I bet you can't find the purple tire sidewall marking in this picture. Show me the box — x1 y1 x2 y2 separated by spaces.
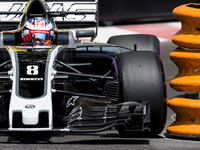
112 60 118 80
112 59 120 100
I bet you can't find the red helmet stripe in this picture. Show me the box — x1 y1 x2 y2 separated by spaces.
28 34 32 41
22 36 27 42
25 35 29 41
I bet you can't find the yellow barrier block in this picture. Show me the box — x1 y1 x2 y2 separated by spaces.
170 47 200 91
172 3 200 49
167 97 200 137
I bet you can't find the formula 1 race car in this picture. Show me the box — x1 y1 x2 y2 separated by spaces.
0 0 166 137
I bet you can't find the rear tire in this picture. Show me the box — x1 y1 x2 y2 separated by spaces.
115 51 166 137
107 34 160 56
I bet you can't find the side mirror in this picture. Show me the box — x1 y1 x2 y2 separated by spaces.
76 30 95 38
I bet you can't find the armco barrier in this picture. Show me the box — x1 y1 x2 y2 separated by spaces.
167 3 200 137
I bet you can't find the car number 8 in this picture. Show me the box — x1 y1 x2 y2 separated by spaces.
27 65 39 75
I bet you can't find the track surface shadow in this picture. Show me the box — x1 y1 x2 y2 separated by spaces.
0 132 164 145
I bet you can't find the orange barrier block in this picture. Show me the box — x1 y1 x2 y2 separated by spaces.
172 3 200 49
167 2 200 138
167 97 200 137
170 47 200 91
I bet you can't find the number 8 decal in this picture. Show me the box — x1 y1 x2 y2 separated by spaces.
27 65 39 75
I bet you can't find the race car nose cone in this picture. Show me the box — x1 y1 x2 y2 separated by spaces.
22 108 39 125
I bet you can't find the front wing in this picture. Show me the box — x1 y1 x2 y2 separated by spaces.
2 101 150 132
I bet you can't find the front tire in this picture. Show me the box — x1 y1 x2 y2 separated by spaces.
115 51 166 136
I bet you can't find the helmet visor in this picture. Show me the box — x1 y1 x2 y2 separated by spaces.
34 33 51 41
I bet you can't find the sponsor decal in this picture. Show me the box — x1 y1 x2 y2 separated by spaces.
25 104 36 109
29 30 50 34
20 78 43 81
35 20 45 28
66 96 79 108
0 2 96 22
27 65 39 75
18 45 52 49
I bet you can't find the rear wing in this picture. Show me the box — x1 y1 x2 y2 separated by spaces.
0 0 98 29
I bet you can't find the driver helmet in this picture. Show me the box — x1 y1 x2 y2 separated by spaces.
22 17 54 45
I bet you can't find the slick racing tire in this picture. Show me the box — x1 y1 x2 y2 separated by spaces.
115 51 167 137
107 34 160 56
